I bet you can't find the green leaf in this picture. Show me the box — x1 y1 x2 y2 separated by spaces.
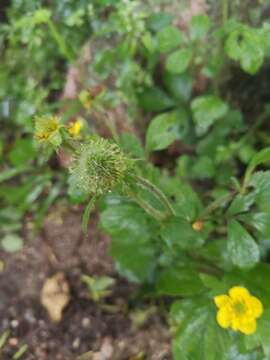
1 234 23 252
225 28 264 74
160 216 205 250
157 267 205 296
146 111 180 151
137 87 174 112
100 203 150 237
147 12 173 32
227 220 260 269
166 48 192 74
227 193 255 216
256 309 270 356
111 232 156 283
8 138 36 167
100 203 155 282
157 25 183 53
163 71 193 102
172 299 228 360
191 95 228 135
190 14 211 41
244 148 270 190
81 275 115 302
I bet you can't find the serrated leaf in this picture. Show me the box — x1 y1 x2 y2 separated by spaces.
157 25 183 53
227 220 260 269
166 48 192 74
191 95 228 135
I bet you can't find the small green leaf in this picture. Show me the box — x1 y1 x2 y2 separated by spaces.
225 28 264 74
8 138 35 167
157 25 183 53
227 220 260 269
137 87 174 112
146 111 179 151
244 147 270 190
190 14 211 40
163 71 193 102
191 95 228 135
1 234 23 252
166 48 192 74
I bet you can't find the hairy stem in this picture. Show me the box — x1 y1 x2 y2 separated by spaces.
134 175 175 218
128 190 167 222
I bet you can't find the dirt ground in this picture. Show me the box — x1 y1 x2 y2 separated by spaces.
0 205 171 360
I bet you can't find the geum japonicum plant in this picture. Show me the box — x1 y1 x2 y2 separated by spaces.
35 113 270 359
33 2 270 359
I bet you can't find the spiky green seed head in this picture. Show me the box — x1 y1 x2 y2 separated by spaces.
69 137 132 196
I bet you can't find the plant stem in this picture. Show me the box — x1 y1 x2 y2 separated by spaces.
128 190 167 222
222 0 229 25
134 175 176 218
47 19 75 62
199 191 236 220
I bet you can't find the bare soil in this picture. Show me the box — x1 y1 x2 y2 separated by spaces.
0 205 171 360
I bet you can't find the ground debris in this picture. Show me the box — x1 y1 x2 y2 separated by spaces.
40 272 70 323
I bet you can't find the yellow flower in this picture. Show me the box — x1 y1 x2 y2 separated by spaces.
214 286 263 335
35 115 60 142
68 119 83 137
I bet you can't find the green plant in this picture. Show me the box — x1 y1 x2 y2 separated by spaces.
4 0 270 358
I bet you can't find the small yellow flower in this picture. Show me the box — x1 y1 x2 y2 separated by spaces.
214 286 263 335
35 115 60 142
68 119 83 137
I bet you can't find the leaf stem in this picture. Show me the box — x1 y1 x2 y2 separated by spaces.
127 190 167 222
134 175 176 218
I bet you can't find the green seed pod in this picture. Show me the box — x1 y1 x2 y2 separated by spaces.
70 137 133 196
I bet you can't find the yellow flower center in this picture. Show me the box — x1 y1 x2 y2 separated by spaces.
233 301 246 315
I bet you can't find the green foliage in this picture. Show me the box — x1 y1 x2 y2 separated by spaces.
81 275 115 302
3 1 270 359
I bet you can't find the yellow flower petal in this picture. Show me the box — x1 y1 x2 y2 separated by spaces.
248 296 263 318
214 295 231 309
238 319 257 335
216 307 232 328
229 286 250 300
